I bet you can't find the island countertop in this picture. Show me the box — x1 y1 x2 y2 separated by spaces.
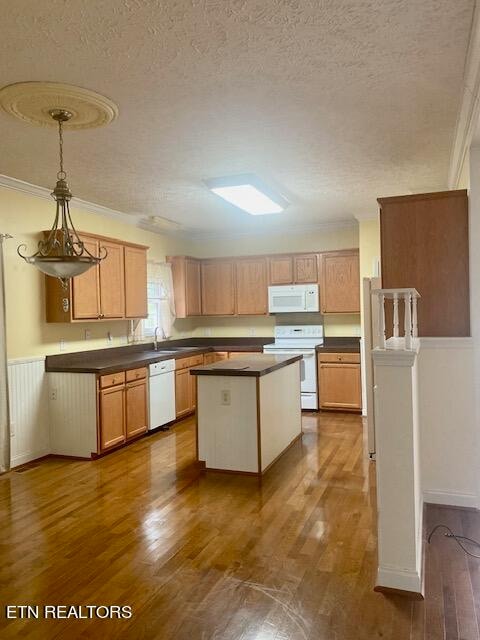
190 354 302 377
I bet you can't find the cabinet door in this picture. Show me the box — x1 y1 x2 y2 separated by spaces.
269 256 293 284
203 353 217 365
99 240 125 318
126 379 148 439
189 370 197 412
175 368 192 418
319 363 361 411
186 259 202 316
320 251 360 313
294 254 318 283
72 236 100 320
201 261 235 315
125 246 148 318
99 385 125 450
236 258 268 315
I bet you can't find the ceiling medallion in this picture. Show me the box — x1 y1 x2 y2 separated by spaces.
0 81 118 129
0 81 118 289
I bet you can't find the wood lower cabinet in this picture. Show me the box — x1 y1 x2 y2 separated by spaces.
99 384 126 450
201 260 236 315
98 367 148 451
320 250 360 313
318 353 361 412
124 246 148 319
126 379 148 439
175 368 193 418
236 258 268 315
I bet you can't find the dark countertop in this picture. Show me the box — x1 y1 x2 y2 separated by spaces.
45 337 274 375
316 337 360 353
190 354 302 377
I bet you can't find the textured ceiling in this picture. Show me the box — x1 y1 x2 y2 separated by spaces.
0 0 475 236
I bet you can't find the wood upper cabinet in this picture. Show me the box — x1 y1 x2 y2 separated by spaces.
318 353 361 412
379 189 469 337
72 236 100 320
45 232 148 323
168 256 202 317
294 254 318 283
236 258 268 315
201 260 236 315
98 240 125 318
125 378 148 439
269 256 294 284
124 246 148 318
320 250 360 313
99 384 126 451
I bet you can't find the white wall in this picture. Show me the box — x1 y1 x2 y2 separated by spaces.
418 339 478 508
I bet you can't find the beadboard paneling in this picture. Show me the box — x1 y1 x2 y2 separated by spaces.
48 372 97 458
8 357 49 467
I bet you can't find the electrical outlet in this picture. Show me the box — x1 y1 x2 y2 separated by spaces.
204 328 212 337
59 339 66 351
221 390 231 406
84 329 91 340
248 327 256 336
50 389 57 401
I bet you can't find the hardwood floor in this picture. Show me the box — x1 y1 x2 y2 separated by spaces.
0 411 478 639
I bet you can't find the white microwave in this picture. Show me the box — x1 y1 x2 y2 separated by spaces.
268 284 319 313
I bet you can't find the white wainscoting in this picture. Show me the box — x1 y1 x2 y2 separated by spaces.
8 357 49 467
418 337 478 509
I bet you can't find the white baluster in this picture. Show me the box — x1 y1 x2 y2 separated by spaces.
378 293 386 349
404 293 412 350
412 295 418 339
393 293 399 339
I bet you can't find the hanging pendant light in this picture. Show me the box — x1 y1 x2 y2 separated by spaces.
17 109 107 288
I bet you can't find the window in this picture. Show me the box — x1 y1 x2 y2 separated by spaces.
143 262 176 338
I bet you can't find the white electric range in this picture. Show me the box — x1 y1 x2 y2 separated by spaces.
263 325 324 410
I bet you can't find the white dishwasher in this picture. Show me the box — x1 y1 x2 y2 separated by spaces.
149 359 176 430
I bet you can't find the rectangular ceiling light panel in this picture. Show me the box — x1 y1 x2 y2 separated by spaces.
205 175 288 215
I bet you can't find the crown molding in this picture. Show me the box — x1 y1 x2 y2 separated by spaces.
184 218 358 242
0 173 146 228
354 212 378 222
0 173 358 241
448 3 480 188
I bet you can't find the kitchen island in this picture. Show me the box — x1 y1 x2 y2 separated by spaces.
190 354 302 476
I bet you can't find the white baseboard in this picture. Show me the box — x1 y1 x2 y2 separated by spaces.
11 448 50 468
376 566 423 594
423 490 478 509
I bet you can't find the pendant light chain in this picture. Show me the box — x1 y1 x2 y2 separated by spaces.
16 108 107 288
57 117 66 181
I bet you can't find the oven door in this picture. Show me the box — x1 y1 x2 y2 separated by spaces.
262 348 316 393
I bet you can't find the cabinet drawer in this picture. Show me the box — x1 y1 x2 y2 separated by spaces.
188 354 204 368
175 356 191 370
319 352 360 364
100 371 126 388
126 367 147 382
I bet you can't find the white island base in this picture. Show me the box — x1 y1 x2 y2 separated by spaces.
193 356 302 476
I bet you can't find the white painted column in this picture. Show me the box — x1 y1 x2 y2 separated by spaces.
373 347 423 595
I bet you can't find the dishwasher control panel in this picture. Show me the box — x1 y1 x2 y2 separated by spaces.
149 359 176 375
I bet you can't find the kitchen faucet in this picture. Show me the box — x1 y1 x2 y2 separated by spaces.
154 326 161 351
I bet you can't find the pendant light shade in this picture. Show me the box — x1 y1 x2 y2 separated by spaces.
17 109 106 287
